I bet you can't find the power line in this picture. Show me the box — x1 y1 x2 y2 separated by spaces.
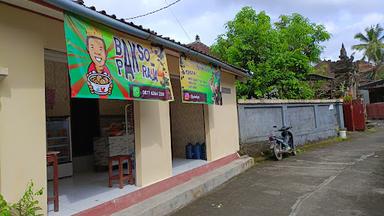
124 0 182 20
164 0 192 42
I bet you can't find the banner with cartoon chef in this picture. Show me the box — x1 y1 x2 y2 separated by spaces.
179 56 222 105
63 13 173 101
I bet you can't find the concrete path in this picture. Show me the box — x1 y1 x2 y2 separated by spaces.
172 129 384 216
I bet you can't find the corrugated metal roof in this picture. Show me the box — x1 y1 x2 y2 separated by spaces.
359 79 384 89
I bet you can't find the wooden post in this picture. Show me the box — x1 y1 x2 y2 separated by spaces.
47 151 59 212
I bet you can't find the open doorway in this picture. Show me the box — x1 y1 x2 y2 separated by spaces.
44 50 137 215
169 77 207 175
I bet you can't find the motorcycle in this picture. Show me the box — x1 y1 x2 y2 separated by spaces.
268 126 296 160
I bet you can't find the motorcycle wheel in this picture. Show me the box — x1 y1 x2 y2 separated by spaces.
273 144 283 161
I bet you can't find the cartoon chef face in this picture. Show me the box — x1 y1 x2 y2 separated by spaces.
87 36 107 70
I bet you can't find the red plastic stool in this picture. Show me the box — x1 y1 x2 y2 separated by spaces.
108 155 134 188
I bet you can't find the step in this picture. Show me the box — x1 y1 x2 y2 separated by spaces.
112 156 254 216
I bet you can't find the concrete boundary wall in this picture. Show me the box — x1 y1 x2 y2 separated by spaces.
238 99 344 147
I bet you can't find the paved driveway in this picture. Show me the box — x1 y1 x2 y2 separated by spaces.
173 129 384 216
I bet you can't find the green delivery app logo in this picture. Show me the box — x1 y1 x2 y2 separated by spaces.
133 86 141 98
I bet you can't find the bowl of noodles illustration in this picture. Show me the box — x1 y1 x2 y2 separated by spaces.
87 74 112 95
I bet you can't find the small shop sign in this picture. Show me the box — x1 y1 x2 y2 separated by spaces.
221 87 231 94
179 56 222 105
63 13 173 101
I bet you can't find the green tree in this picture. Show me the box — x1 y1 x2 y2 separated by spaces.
211 7 331 99
352 24 384 65
352 24 384 80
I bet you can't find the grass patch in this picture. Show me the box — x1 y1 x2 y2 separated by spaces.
366 127 377 133
252 155 269 164
249 136 349 164
296 136 347 154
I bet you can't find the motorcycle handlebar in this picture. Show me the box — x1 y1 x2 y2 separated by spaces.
272 126 292 131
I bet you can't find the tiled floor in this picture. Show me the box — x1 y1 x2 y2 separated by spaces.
48 158 206 215
47 170 138 215
172 158 207 176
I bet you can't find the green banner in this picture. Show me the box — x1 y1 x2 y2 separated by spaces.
63 13 173 101
179 56 222 105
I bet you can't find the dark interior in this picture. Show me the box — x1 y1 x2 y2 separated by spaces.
369 87 384 103
70 98 100 157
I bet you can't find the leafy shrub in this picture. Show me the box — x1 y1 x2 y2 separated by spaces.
0 181 43 216
0 195 11 216
343 95 353 103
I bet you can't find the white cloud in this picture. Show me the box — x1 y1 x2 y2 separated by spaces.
350 13 384 30
321 12 384 60
324 21 338 34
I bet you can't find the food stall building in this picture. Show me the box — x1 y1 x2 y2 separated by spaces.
0 0 249 215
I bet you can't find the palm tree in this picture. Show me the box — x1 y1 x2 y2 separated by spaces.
352 24 384 65
352 24 384 80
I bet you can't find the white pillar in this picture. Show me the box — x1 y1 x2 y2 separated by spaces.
134 101 172 186
204 73 240 161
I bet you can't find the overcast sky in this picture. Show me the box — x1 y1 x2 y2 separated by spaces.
85 0 384 61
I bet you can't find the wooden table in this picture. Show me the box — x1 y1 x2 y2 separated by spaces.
47 151 59 212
